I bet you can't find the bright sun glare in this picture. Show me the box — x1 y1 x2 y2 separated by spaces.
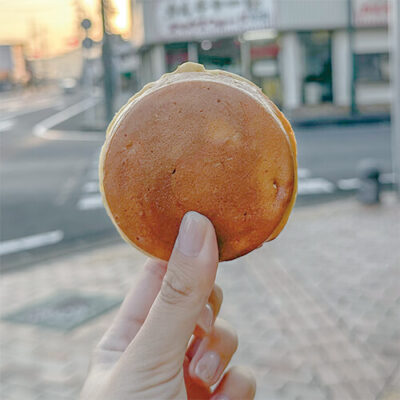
0 0 130 57
111 0 129 33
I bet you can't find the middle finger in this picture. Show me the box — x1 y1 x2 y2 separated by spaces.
194 283 223 337
189 318 238 387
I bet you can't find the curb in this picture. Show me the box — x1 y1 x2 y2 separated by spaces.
291 113 390 128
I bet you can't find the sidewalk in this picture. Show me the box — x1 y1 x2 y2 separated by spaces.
1 195 399 400
287 104 390 127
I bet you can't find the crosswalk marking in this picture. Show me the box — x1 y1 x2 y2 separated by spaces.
298 178 336 195
337 178 360 190
77 148 103 210
77 194 103 210
82 181 100 193
298 168 311 179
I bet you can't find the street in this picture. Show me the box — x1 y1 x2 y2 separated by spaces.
0 90 393 271
0 90 117 271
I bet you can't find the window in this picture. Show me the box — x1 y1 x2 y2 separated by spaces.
355 53 389 83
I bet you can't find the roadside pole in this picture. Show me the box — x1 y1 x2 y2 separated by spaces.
347 0 358 115
390 0 400 198
101 0 114 123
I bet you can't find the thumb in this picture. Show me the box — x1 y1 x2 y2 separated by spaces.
129 211 218 362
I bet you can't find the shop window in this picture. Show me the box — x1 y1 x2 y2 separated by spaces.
249 39 281 106
198 38 241 73
299 31 333 104
165 43 189 72
355 53 389 83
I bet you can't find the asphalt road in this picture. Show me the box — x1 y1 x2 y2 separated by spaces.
0 91 117 271
0 89 393 271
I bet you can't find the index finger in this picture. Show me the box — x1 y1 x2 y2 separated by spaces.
98 258 167 353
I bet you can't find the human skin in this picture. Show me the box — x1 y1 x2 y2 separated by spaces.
80 212 256 400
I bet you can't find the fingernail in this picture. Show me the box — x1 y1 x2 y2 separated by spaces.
177 212 208 257
194 351 220 384
211 395 230 400
198 303 213 333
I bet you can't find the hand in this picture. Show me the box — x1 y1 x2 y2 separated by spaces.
80 212 256 400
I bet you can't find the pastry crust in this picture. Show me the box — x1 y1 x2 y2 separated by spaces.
99 62 297 261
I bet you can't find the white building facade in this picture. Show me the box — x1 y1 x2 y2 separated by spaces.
131 0 389 112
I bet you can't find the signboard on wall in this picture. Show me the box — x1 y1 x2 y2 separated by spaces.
155 0 274 42
353 0 388 27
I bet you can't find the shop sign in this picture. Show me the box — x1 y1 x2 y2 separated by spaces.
156 0 274 42
353 0 388 27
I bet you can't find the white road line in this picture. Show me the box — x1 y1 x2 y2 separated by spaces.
33 97 102 141
0 100 62 121
298 168 311 179
0 230 64 256
298 178 336 195
82 181 100 193
337 178 361 190
37 129 104 141
77 194 103 210
0 119 15 132
55 176 79 206
337 173 394 190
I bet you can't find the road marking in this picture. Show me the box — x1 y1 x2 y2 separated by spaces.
337 178 361 190
298 168 311 179
298 178 336 195
337 173 394 190
55 176 79 206
0 119 15 132
33 97 103 142
82 181 100 193
0 97 64 121
77 194 103 210
0 230 64 256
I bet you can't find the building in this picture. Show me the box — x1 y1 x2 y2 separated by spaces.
29 48 84 82
130 0 389 113
0 44 30 89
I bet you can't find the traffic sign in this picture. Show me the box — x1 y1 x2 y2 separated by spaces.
81 18 92 30
82 37 93 49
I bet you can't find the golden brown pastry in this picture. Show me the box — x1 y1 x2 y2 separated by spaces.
99 62 297 261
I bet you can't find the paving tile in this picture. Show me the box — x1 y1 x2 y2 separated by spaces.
1 195 399 399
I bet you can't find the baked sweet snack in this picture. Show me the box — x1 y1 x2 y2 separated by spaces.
99 62 297 261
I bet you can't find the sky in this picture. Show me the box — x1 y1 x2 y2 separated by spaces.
0 0 130 58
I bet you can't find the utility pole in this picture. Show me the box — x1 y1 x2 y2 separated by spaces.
347 0 358 115
101 0 115 123
390 0 400 198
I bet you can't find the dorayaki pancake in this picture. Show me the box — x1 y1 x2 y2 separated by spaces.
100 62 297 261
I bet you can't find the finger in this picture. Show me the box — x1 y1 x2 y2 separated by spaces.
189 319 238 387
188 285 223 360
195 284 223 336
211 366 256 400
183 356 211 400
126 211 218 363
186 336 202 361
97 258 167 353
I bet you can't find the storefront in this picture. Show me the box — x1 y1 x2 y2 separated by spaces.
131 0 389 112
131 0 274 83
